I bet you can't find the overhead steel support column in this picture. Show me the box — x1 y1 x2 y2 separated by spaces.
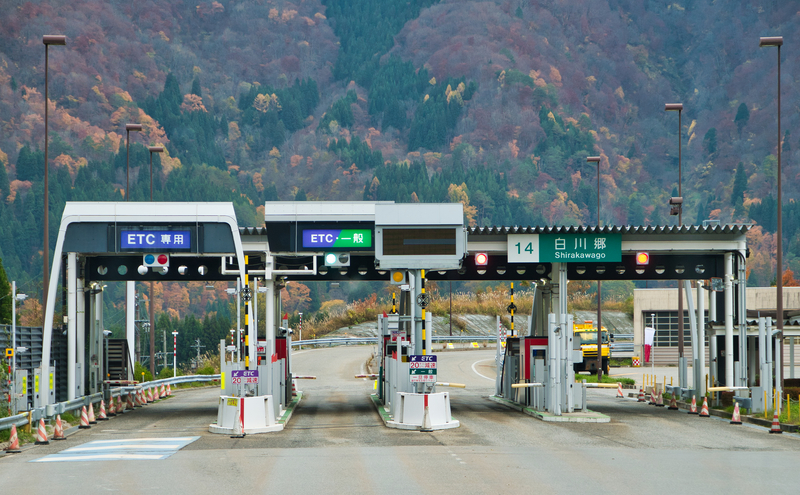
126 281 135 370
724 252 734 387
697 280 706 397
737 251 748 388
76 277 85 397
67 253 77 400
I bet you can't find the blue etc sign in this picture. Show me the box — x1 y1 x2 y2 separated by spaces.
121 230 191 250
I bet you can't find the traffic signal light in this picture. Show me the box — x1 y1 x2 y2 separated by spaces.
635 252 650 265
475 253 489 266
324 252 350 267
389 270 407 285
143 253 169 268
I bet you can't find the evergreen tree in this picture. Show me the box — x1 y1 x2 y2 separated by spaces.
0 257 11 324
731 162 747 207
191 76 202 97
735 102 749 134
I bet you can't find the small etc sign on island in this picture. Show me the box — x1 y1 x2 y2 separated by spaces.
231 370 259 384
409 355 437 383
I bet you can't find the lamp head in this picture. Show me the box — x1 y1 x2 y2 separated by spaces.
759 36 783 47
125 123 143 132
148 146 164 153
43 35 66 45
586 156 601 163
664 103 683 111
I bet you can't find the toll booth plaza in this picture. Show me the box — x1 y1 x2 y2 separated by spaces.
39 200 759 433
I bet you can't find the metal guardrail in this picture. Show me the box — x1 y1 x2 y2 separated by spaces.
291 336 496 348
0 374 221 433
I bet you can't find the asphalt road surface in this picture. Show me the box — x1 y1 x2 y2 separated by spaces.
2 347 799 494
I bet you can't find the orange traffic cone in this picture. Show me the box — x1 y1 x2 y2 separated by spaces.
616 382 624 399
88 402 97 424
79 405 91 429
147 387 154 403
127 393 135 409
53 415 66 440
730 401 742 425
637 388 646 402
769 410 782 434
107 396 116 417
117 396 125 413
668 395 679 410
656 390 665 407
688 395 698 414
167 384 172 396
5 424 21 453
699 397 710 417
160 384 166 398
98 400 108 420
35 418 49 445
649 388 657 405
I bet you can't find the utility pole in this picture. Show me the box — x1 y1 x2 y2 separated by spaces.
191 338 206 366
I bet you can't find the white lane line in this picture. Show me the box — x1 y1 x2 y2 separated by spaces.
34 454 168 462
471 358 496 382
66 444 181 452
89 437 196 445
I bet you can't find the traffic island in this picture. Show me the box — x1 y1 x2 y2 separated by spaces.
370 393 460 431
488 395 611 423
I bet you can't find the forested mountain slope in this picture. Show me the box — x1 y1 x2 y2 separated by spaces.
0 0 798 293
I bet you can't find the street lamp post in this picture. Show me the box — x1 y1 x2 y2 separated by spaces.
147 146 163 378
124 124 143 200
665 103 686 386
760 36 784 391
587 156 603 378
42 34 66 310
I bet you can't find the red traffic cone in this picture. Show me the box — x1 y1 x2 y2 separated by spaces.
616 382 624 399
769 410 782 434
160 384 166 398
5 424 22 453
699 397 710 417
649 388 657 405
117 396 124 413
127 393 135 409
53 414 66 440
668 395 679 410
292 380 298 397
98 400 108 420
688 395 698 414
88 402 97 424
637 388 646 402
656 390 665 407
35 418 49 445
147 387 154 403
107 396 116 417
79 405 91 429
730 401 742 425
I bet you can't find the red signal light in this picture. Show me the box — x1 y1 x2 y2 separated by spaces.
157 254 168 265
475 253 489 266
636 252 650 265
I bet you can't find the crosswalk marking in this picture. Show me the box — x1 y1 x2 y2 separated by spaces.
32 436 199 463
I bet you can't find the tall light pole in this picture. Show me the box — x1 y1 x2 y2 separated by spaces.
124 124 143 200
147 146 163 378
42 35 66 310
665 102 685 384
587 156 603 378
760 36 784 391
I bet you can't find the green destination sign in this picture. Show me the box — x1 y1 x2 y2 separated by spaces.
508 234 621 263
409 369 437 375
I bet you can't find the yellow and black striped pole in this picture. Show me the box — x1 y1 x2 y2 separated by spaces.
244 255 250 370
392 292 397 314
510 283 515 337
421 270 427 356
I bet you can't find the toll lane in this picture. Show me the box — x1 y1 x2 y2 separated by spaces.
2 346 799 494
